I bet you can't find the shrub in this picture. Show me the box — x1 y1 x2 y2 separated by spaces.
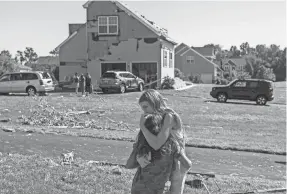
161 76 175 89
193 74 203 83
174 68 185 80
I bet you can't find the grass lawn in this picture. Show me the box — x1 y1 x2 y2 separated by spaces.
0 153 285 194
0 82 286 154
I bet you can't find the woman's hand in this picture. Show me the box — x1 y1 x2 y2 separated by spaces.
136 152 151 168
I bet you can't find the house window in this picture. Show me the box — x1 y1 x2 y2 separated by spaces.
186 56 194 64
233 81 247 87
98 16 118 35
163 50 168 67
169 52 173 68
224 65 229 71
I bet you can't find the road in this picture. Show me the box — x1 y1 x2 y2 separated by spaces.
0 130 285 180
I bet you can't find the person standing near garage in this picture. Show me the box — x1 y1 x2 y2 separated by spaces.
79 74 86 96
85 73 92 96
73 73 79 94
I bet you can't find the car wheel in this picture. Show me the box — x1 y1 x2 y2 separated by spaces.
256 95 267 105
26 87 36 96
102 89 108 94
119 84 126 94
217 93 227 102
138 83 144 92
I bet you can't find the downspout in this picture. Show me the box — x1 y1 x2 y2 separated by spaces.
86 7 89 73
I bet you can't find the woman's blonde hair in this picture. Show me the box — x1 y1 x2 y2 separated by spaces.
138 89 183 129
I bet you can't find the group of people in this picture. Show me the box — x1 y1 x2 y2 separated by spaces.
126 89 192 194
73 72 93 96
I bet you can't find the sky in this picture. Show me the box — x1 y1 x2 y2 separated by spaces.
0 0 286 57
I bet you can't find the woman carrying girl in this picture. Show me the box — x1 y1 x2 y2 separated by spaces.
130 89 191 194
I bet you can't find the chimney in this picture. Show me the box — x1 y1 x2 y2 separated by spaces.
69 24 84 36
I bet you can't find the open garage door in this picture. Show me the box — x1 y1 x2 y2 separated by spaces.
101 63 126 75
132 62 157 82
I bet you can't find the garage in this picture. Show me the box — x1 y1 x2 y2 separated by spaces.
200 73 213 84
132 62 157 83
101 63 126 75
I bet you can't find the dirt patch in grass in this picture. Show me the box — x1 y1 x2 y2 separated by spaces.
0 153 285 194
0 84 285 154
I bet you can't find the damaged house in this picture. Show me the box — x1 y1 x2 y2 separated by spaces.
55 0 177 87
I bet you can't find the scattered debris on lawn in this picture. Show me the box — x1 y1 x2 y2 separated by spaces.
17 96 132 131
1 127 15 132
111 166 122 175
0 118 11 122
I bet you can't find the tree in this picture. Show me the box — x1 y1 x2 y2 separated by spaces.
0 50 12 59
49 49 58 56
24 47 38 64
0 51 18 75
245 55 276 81
15 51 25 65
14 47 38 65
240 42 250 55
230 45 241 57
174 68 185 80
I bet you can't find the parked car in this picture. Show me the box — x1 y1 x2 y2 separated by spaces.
210 79 274 105
0 71 55 96
99 70 144 94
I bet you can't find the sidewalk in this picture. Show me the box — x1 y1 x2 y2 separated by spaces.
0 130 285 180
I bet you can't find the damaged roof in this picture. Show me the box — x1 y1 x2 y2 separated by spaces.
83 0 177 45
55 24 86 51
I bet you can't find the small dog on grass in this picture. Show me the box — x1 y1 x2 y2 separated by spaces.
61 151 74 165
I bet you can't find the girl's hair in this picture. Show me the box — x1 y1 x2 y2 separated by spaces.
138 89 183 129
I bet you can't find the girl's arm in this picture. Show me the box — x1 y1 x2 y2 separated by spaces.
140 113 173 150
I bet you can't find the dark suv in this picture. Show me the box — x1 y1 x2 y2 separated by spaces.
210 79 274 105
99 71 145 94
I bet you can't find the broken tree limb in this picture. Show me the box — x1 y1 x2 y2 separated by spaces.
67 111 91 115
230 188 287 194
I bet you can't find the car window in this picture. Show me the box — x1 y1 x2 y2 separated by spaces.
23 73 38 80
248 81 259 88
119 73 127 78
102 72 116 79
233 81 247 87
10 73 23 81
0 75 10 82
40 72 51 79
126 73 136 79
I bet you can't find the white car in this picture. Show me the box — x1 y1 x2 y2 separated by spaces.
0 71 55 96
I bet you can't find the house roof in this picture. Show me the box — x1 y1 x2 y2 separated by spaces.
55 24 86 51
222 57 246 67
192 47 215 57
175 43 223 71
36 56 59 65
83 0 177 45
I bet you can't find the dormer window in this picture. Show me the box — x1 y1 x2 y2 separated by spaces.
98 16 118 35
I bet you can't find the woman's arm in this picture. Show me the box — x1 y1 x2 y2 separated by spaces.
140 113 173 150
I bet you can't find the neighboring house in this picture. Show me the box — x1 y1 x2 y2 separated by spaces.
175 43 223 84
55 0 177 87
192 47 216 62
221 57 247 72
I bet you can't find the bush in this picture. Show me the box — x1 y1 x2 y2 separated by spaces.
187 73 203 83
215 78 229 85
174 68 185 80
161 76 175 89
193 74 203 83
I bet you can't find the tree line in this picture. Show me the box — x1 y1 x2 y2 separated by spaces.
203 42 286 82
